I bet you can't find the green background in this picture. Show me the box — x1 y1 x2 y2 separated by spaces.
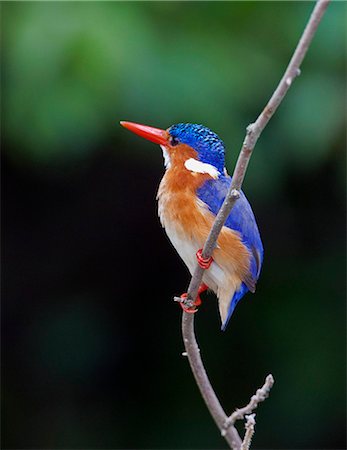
2 1 345 449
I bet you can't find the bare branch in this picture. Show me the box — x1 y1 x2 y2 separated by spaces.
180 1 330 449
182 313 242 449
185 0 330 306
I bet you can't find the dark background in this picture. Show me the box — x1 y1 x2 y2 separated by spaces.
2 2 346 449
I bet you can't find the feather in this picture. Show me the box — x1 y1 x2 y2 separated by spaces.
197 175 264 327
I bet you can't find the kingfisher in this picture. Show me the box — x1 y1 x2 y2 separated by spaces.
121 121 263 330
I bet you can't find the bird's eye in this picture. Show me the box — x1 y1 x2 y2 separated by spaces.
169 136 179 147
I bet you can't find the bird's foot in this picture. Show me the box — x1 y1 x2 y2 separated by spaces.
179 283 208 314
196 248 213 269
179 293 201 313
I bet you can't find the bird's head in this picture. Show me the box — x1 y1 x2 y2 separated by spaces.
121 121 225 178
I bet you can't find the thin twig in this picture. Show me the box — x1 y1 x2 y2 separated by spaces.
180 1 330 449
223 374 275 431
241 414 256 450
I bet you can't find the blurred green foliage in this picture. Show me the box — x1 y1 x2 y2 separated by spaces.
3 2 345 195
2 2 346 449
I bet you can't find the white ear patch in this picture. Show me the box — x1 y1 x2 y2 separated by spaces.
184 158 220 179
160 145 171 169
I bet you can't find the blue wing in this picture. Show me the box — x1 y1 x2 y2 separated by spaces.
197 175 263 329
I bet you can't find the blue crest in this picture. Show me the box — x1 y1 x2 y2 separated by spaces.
168 123 225 173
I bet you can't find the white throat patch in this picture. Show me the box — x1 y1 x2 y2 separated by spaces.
184 158 220 179
160 145 171 169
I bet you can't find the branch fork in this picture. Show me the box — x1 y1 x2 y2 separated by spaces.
222 374 275 434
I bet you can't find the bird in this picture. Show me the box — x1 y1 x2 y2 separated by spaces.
120 121 263 330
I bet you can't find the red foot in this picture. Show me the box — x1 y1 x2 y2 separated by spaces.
179 284 208 314
198 283 208 295
196 249 213 270
179 293 201 314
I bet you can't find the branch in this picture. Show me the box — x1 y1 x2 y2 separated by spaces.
182 313 242 449
241 414 256 450
182 0 330 307
223 374 275 431
180 1 330 448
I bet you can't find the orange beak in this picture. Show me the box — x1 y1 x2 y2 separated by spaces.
120 121 168 146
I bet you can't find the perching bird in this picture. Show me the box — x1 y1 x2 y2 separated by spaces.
121 121 263 330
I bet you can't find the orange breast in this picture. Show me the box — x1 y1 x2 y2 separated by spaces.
157 159 251 284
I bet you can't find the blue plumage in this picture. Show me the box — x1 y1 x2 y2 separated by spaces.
197 176 263 329
169 123 225 173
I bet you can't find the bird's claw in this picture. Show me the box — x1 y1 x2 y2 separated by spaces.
179 293 202 313
196 248 213 269
178 284 208 313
